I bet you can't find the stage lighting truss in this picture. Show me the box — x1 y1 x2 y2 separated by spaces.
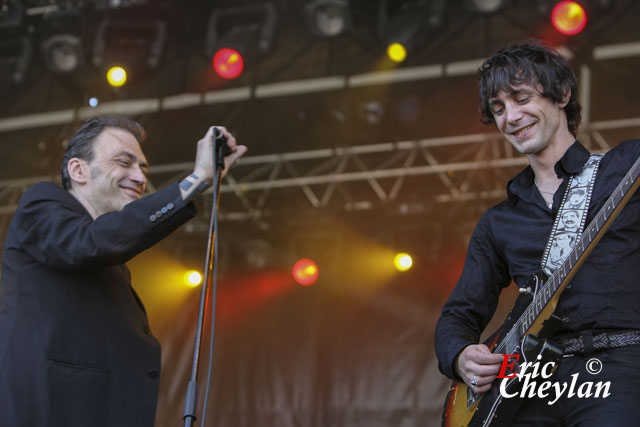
302 0 352 38
92 17 166 70
205 3 277 69
0 116 637 226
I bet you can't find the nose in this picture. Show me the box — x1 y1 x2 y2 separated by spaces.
130 164 147 189
505 102 523 124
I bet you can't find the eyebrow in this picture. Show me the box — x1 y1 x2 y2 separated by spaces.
113 151 149 171
489 88 536 105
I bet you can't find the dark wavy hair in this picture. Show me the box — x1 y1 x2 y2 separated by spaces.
478 40 581 136
61 116 146 190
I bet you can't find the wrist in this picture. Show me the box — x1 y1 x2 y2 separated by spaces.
179 173 209 201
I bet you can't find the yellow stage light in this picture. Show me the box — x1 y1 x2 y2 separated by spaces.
184 270 202 287
394 253 413 271
106 66 127 87
387 43 407 63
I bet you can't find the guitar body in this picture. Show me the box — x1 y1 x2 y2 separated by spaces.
442 272 563 427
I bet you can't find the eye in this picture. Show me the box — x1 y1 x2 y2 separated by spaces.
116 159 131 167
516 96 530 104
492 107 504 116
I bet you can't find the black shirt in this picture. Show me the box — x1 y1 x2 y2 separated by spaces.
435 140 640 380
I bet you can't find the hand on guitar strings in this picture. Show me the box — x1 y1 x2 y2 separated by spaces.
454 344 504 393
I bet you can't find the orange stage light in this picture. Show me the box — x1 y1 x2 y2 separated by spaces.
552 1 587 35
292 258 319 286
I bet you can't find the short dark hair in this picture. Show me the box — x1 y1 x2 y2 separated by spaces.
478 40 581 136
61 116 146 190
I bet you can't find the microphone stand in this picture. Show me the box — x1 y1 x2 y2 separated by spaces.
182 129 228 427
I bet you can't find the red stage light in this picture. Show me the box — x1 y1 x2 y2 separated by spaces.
292 258 319 286
552 1 587 35
213 48 244 79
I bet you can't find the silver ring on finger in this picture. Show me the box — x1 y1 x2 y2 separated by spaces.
470 375 478 387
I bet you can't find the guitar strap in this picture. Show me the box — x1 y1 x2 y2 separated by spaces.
541 153 603 276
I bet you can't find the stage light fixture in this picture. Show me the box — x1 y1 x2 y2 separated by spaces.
552 1 587 35
184 270 203 288
106 66 127 87
302 0 351 38
465 0 508 13
41 34 83 74
94 0 148 10
361 100 384 125
213 47 244 80
292 258 319 286
93 18 166 80
387 42 407 63
380 0 442 63
205 3 277 79
394 253 413 272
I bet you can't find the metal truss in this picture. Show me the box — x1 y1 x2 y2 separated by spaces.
119 117 640 222
2 44 640 224
0 119 638 226
221 118 640 220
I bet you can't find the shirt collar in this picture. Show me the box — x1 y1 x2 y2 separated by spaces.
506 140 590 203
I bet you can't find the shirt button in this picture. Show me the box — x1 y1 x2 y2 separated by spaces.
167 202 174 210
149 214 157 222
155 210 162 217
161 207 168 214
148 369 159 379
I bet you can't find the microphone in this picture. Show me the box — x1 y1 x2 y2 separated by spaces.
213 127 232 170
213 127 232 157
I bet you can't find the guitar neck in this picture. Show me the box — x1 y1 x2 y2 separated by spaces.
518 154 640 335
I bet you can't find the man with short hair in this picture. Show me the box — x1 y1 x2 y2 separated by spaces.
0 116 246 426
436 41 640 424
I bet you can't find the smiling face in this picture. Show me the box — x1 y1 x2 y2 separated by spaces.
79 127 149 217
562 210 579 229
489 83 571 156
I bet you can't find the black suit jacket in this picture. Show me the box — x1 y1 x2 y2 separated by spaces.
0 182 196 427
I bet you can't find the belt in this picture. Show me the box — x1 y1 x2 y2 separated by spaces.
556 330 640 355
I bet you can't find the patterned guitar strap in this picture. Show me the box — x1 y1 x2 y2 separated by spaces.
541 154 603 276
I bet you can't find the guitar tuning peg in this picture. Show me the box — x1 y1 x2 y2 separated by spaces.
519 287 533 295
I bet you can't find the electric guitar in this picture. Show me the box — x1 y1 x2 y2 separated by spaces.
442 153 640 427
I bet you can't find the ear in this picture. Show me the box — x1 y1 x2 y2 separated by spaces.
559 88 571 108
67 157 89 185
